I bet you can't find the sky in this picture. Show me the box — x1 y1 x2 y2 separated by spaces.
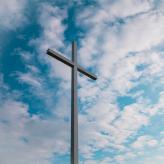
0 0 164 164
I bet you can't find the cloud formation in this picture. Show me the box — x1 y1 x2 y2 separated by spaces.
0 0 164 163
0 0 27 30
76 0 164 163
0 73 71 164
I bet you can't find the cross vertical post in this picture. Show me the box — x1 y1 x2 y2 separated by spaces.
46 41 97 164
71 41 78 164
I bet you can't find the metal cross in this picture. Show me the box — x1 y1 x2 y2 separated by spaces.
47 41 97 164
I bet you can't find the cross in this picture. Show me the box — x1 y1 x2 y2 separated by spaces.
47 41 97 164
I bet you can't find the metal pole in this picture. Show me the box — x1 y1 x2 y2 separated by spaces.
71 41 78 164
47 41 97 164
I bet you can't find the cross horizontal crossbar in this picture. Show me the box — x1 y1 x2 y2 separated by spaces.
47 49 97 80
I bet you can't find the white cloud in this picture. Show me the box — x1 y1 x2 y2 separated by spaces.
17 72 42 88
15 1 72 118
138 155 164 164
78 0 152 29
76 0 164 162
0 100 70 164
83 160 98 164
114 12 164 53
0 75 70 164
0 0 27 30
35 4 66 52
1 0 164 163
15 62 71 118
30 3 71 82
131 135 158 149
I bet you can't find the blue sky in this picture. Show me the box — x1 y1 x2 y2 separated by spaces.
0 0 164 163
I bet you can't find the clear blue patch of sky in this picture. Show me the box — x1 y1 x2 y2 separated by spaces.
153 41 164 52
52 154 70 164
117 96 136 110
136 63 149 72
139 114 164 138
129 81 163 105
124 107 164 148
79 148 122 163
152 0 163 8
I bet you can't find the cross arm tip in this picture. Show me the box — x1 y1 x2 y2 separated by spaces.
93 75 97 80
90 74 97 80
46 48 52 54
78 66 97 80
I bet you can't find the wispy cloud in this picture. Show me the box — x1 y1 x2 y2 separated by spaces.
0 0 27 31
0 73 70 164
17 72 42 87
1 0 164 163
76 0 164 163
